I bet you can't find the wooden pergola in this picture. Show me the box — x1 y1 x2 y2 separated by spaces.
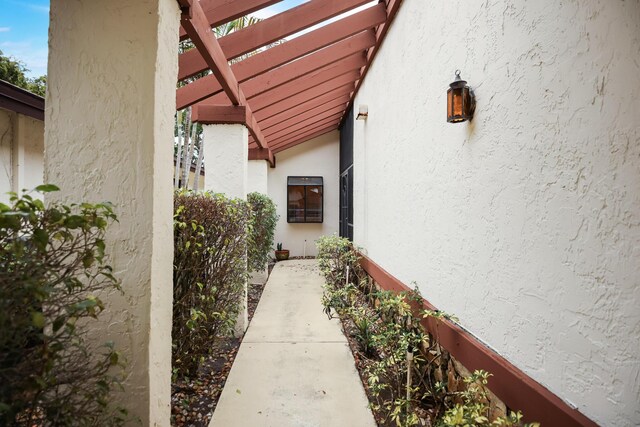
175 0 402 166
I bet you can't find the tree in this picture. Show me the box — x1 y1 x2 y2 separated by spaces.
0 50 46 96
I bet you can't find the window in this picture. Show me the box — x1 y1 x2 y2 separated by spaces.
287 176 323 223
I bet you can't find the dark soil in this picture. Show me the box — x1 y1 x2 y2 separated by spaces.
171 280 267 427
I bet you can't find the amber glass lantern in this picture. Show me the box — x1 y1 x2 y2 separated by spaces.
447 70 475 123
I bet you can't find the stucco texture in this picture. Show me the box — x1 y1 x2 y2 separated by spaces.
353 0 640 425
45 0 179 425
0 109 44 203
268 131 340 257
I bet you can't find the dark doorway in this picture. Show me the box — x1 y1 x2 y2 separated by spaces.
339 107 354 240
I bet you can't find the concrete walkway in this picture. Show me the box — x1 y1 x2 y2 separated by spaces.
209 259 376 427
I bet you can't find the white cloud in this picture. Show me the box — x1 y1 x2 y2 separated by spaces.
0 27 10 33
0 41 48 77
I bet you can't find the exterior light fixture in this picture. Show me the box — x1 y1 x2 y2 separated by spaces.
447 70 475 123
356 104 368 120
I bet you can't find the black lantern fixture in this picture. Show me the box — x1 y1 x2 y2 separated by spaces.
447 70 475 123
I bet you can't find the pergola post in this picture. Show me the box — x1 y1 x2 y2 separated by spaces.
247 159 270 283
44 0 179 425
202 124 249 335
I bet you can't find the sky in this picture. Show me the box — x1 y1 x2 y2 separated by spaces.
0 0 372 79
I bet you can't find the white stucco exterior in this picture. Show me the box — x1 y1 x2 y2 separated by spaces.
203 124 249 199
351 1 640 425
0 109 44 203
247 159 269 195
45 1 179 424
268 131 340 257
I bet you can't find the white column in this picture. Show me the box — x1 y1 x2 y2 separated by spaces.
202 123 249 335
247 159 268 194
247 159 270 283
45 1 179 425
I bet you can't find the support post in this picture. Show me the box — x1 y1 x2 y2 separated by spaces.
202 124 249 335
44 1 179 424
247 159 270 284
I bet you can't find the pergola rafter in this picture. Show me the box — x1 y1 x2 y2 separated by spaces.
176 0 402 159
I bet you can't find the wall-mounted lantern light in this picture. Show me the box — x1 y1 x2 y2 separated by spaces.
447 70 475 123
356 104 368 120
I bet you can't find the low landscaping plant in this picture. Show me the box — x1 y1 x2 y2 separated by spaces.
317 235 538 427
173 191 249 379
0 186 127 426
247 192 278 272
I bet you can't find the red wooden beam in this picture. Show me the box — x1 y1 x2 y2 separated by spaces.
248 148 276 168
249 103 347 148
266 113 343 142
179 0 283 41
256 84 353 123
260 96 350 137
259 95 350 131
178 0 374 81
269 119 341 147
180 2 268 149
177 32 373 110
242 33 374 99
192 104 269 151
251 70 361 112
271 126 339 153
192 104 247 124
358 254 598 427
180 0 242 104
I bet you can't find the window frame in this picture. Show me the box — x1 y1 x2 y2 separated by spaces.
286 176 324 224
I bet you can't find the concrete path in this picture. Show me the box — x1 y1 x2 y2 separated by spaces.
209 259 376 427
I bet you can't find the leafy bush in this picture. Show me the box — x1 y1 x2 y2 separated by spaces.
247 192 278 272
0 186 127 426
173 191 249 378
317 235 538 427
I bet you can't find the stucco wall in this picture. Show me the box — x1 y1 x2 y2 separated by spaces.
268 131 340 257
352 0 640 425
46 0 179 424
0 109 44 203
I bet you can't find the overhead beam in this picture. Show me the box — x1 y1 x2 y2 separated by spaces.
177 31 373 110
178 0 375 80
179 0 283 41
256 84 353 122
248 148 276 168
192 104 269 151
269 120 341 147
180 1 269 150
265 112 344 142
271 125 340 153
260 95 350 131
180 0 242 104
249 103 347 148
251 70 361 112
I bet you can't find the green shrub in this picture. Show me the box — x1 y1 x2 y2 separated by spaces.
173 191 249 378
247 192 278 272
0 186 127 426
316 235 537 427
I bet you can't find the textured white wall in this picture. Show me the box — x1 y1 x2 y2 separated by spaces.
353 0 640 425
46 0 179 424
203 124 249 199
268 131 339 257
0 109 44 203
247 159 269 195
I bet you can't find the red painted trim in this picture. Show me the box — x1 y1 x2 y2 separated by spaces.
247 148 275 168
358 254 598 427
178 0 374 80
256 84 353 122
251 72 359 113
179 0 283 41
265 113 343 141
271 126 338 153
192 104 247 124
259 95 349 131
269 119 340 148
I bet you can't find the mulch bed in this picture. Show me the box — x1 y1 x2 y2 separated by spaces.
171 280 267 427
